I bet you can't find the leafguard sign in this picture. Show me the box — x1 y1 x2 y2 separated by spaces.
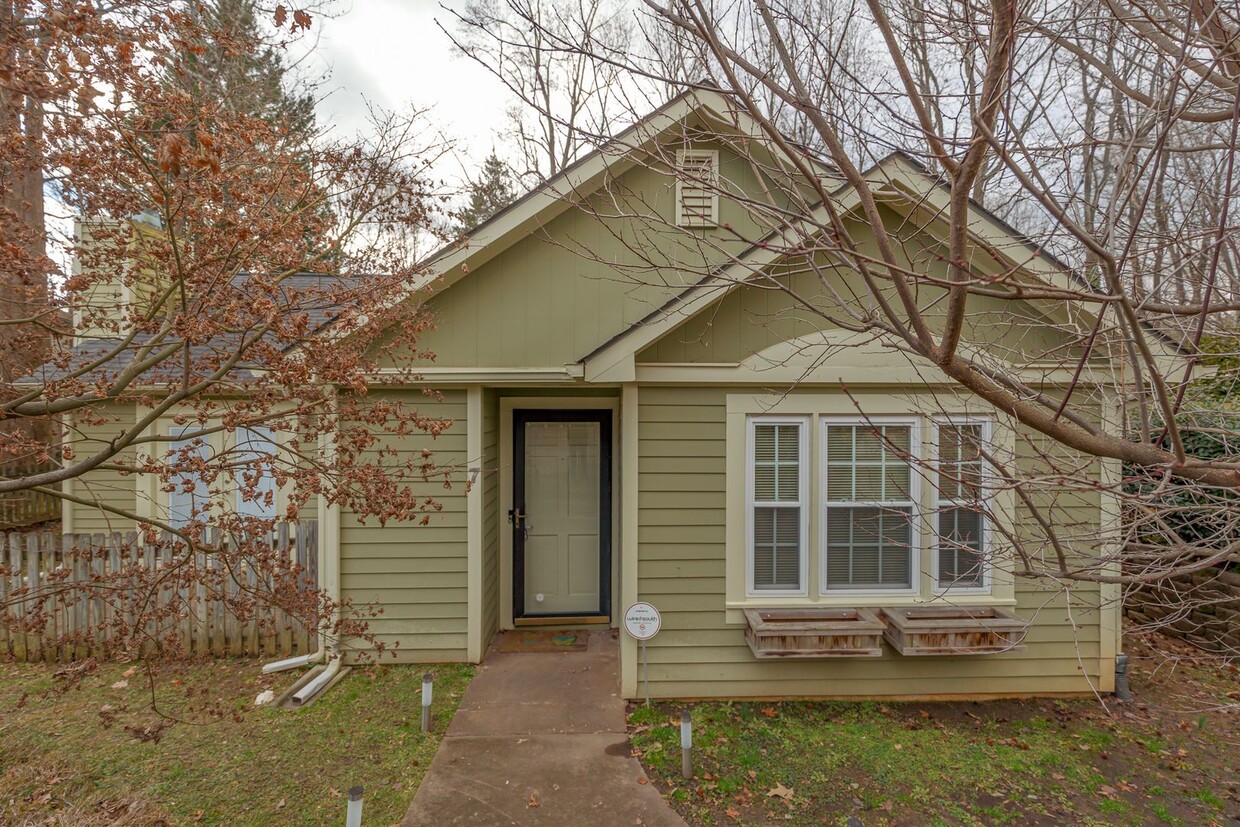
623 602 662 640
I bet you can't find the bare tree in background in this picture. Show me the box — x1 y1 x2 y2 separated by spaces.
457 0 1240 639
445 0 635 185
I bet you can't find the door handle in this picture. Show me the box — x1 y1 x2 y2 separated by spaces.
509 508 532 539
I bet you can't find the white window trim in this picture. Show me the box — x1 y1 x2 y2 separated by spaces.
157 422 220 529
931 417 994 595
819 416 922 597
674 148 719 228
745 416 810 597
139 418 288 529
723 394 1018 624
233 425 281 521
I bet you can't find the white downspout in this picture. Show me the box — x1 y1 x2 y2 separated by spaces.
287 386 344 703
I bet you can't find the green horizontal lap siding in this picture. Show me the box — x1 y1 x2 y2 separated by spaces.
637 385 1103 699
340 390 468 661
1014 421 1105 568
70 403 139 533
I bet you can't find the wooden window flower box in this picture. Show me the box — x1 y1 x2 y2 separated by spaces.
743 608 886 658
880 606 1028 656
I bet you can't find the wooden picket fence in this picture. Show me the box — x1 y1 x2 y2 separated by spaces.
0 522 319 662
0 459 61 529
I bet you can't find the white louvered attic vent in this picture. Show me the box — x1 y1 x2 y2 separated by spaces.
675 149 719 227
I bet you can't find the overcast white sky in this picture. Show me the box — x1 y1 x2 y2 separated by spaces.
304 0 516 185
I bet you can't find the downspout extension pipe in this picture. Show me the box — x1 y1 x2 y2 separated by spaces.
1114 653 1132 701
262 648 325 675
291 653 342 706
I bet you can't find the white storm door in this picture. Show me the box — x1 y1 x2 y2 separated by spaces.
514 411 610 617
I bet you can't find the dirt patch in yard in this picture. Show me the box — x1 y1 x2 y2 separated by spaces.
629 632 1240 827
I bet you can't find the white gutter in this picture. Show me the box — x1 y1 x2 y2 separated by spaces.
364 365 585 384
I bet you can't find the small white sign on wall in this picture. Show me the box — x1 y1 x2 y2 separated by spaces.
624 601 662 640
624 602 661 704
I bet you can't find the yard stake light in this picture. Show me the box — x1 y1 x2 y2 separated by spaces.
680 710 693 779
345 786 364 827
421 673 433 733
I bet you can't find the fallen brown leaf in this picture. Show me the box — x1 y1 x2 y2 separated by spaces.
766 782 794 801
527 792 540 808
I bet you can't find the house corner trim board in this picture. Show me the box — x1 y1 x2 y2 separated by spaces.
466 385 484 663
1098 392 1123 693
621 383 640 699
318 388 342 654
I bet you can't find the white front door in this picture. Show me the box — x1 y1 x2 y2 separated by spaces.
514 411 610 618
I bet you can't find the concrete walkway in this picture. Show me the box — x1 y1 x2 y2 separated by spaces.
402 630 687 826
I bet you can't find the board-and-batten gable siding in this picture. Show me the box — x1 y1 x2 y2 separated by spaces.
68 402 141 533
480 388 500 644
636 210 1085 366
636 385 1104 698
375 142 786 370
339 389 469 662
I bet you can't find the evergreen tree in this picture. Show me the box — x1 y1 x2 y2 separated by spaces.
173 0 317 145
458 152 516 231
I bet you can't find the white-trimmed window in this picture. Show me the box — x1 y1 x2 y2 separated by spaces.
167 429 212 528
675 149 719 227
157 424 281 528
822 419 920 593
234 426 278 521
934 420 990 591
726 400 1010 613
746 417 808 594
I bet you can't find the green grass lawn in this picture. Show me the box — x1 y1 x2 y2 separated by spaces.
0 659 474 826
630 639 1240 826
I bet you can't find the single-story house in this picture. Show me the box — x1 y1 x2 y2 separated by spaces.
60 89 1178 699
